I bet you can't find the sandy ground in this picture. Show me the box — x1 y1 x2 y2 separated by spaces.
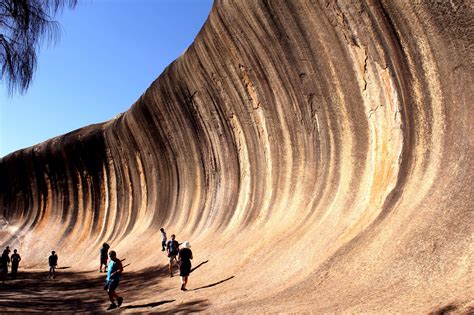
0 260 221 313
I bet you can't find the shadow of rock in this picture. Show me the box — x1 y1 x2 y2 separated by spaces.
0 266 173 312
0 270 105 312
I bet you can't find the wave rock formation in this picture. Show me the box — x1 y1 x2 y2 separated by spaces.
1 0 473 312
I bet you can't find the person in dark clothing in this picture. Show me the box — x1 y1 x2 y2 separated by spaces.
99 243 110 273
0 264 5 284
104 250 124 310
10 249 21 279
1 246 10 282
48 251 58 278
177 241 193 291
1 247 10 272
166 234 180 277
160 228 167 251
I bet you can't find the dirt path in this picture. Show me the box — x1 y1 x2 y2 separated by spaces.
0 265 213 313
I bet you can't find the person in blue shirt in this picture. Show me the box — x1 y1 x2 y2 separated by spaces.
166 234 180 277
104 250 124 310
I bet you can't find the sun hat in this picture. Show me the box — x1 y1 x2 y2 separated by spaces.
182 241 191 248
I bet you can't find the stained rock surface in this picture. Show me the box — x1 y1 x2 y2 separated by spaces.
1 0 473 313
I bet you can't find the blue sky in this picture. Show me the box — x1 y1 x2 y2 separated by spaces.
0 0 213 157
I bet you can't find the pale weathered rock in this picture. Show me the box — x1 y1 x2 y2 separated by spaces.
0 0 473 312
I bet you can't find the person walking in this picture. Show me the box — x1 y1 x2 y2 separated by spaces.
166 234 180 277
0 246 10 283
177 241 193 291
160 228 167 251
10 249 21 279
0 264 5 284
48 251 58 279
104 250 124 310
100 243 110 273
1 246 10 275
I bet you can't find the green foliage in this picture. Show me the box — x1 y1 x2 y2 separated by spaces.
0 0 77 94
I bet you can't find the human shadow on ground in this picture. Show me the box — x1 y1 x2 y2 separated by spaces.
123 299 175 309
192 276 235 291
0 265 209 313
190 260 209 273
152 299 211 314
429 303 458 315
56 266 71 270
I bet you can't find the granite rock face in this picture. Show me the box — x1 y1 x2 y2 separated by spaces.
1 1 473 312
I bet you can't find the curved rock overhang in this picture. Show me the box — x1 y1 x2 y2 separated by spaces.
1 0 473 312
